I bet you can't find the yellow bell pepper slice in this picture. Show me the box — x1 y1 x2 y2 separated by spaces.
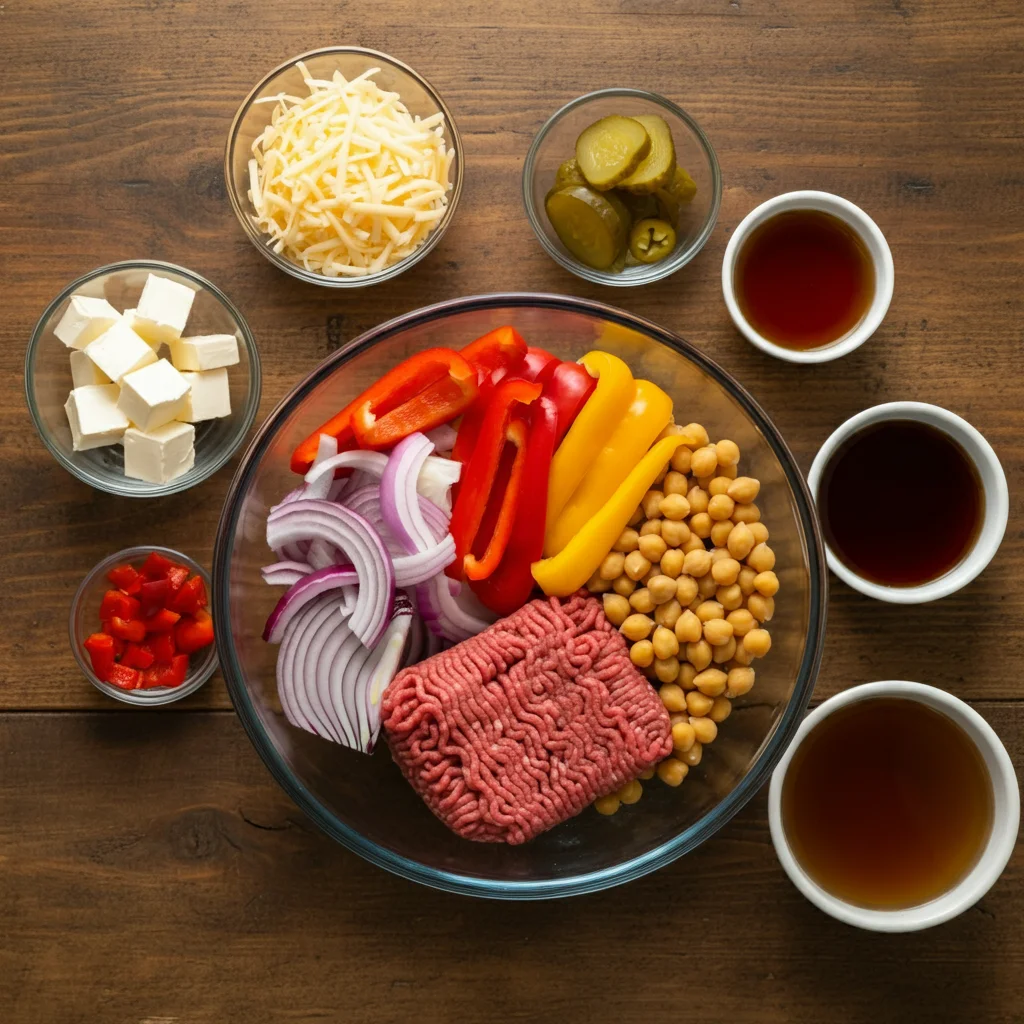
545 351 635 529
532 434 687 597
544 379 673 556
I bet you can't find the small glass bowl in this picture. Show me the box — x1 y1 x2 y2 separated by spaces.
25 261 261 498
523 89 722 287
225 47 464 288
70 545 218 705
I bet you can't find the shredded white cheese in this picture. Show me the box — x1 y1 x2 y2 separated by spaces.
248 62 454 277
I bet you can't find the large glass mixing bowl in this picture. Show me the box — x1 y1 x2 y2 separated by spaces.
213 295 827 899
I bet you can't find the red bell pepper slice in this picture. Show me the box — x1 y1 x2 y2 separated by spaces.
447 377 542 580
143 608 181 633
99 589 141 621
106 564 142 595
519 347 558 384
141 654 189 690
148 632 177 663
107 663 142 690
459 326 527 377
469 396 559 615
450 366 507 467
83 633 116 682
122 642 156 670
138 578 170 616
544 361 597 445
141 552 174 580
107 616 146 643
168 575 207 615
175 609 215 654
165 565 190 596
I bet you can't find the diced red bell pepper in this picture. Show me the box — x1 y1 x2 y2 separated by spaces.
165 565 190 596
106 564 142 595
107 663 142 691
144 608 181 633
107 616 147 643
99 589 141 621
83 633 116 682
168 575 207 615
447 377 542 580
459 326 528 378
140 654 189 690
111 635 125 658
140 552 175 581
518 347 559 384
121 642 156 670
148 632 177 663
138 578 170 616
544 361 598 446
175 609 214 655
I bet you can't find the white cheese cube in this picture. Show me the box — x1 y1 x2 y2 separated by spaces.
64 384 129 451
53 296 120 350
169 333 239 371
123 422 196 484
178 367 231 422
84 318 158 382
121 308 161 350
69 350 111 388
118 358 191 432
132 274 196 346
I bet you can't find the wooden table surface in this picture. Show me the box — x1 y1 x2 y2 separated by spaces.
3 0 1022 1020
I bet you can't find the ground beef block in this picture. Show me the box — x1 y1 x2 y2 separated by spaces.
381 592 672 844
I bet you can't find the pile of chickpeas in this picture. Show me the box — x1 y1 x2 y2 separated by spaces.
587 422 780 816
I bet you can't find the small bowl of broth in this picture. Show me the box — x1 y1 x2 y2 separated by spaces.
808 402 1008 603
721 190 894 363
769 681 1019 932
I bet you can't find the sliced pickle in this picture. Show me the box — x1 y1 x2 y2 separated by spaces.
555 158 586 188
629 217 677 264
654 187 680 226
667 165 698 204
545 184 629 270
575 116 651 191
618 115 676 194
616 190 659 222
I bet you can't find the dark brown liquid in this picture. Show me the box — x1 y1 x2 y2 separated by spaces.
820 420 983 586
783 698 993 909
735 209 875 349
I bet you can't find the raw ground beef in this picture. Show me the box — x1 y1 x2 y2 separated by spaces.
381 592 672 844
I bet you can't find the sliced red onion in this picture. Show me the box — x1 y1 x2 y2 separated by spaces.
299 601 351 743
277 595 338 738
339 585 357 616
303 449 389 490
381 432 436 554
393 536 456 584
424 423 458 452
416 575 494 642
417 455 461 513
263 563 359 644
261 560 313 586
361 597 413 751
306 538 340 570
305 434 340 500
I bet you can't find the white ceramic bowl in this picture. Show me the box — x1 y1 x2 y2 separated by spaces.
769 681 1019 932
807 402 1008 603
721 190 894 363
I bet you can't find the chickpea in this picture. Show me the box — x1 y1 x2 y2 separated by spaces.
587 571 612 594
710 519 734 548
685 639 712 671
694 600 724 624
689 512 713 539
743 628 772 658
670 444 692 473
624 550 652 581
618 779 643 805
726 608 756 636
703 618 734 647
686 690 714 716
594 794 621 815
655 656 681 684
641 489 665 519
690 596 705 612
678 662 697 690
661 519 690 547
711 637 737 664
679 422 709 448
708 493 736 521
732 502 761 524
706 476 729 497
690 445 718 478
727 522 755 561
721 462 739 480
612 574 637 597
725 666 755 698
671 719 696 753
695 475 714 492
709 696 733 723
652 463 668 486
747 593 775 623
627 505 644 527
674 608 703 644
711 556 741 586
697 575 719 599
613 528 640 553
717 584 744 611
682 740 704 766
663 470 689 496
754 570 780 597
749 522 770 544
709 546 731 563
638 534 668 564
657 757 689 787
675 575 699 606
738 566 758 596
630 639 655 668
602 593 631 626
621 613 655 641
690 715 719 745
659 683 687 713
747 542 776 574
599 551 625 580
682 533 706 554
693 667 728 697
654 598 683 629
727 476 760 504
687 485 710 515
683 549 712 578
658 422 683 441
641 567 658 586
639 767 655 780
731 642 755 667
652 625 680 660
659 493 690 521
660 548 684 579
629 587 655 613
639 518 663 537
716 438 740 467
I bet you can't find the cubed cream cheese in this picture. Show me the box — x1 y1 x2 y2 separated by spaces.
118 358 191 432
132 274 196 346
53 296 120 350
84 318 158 382
121 308 161 350
69 349 111 388
178 367 231 422
64 383 130 451
123 421 195 484
169 333 239 371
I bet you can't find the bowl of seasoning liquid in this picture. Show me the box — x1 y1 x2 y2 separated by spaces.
808 402 1008 602
722 191 894 363
769 681 1018 931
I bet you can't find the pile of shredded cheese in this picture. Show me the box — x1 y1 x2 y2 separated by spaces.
248 62 454 277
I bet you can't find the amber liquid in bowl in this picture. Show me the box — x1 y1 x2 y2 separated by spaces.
782 698 994 909
735 209 875 350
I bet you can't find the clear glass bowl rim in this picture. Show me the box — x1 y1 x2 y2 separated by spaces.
69 544 219 705
522 88 723 287
212 292 828 899
224 46 465 289
24 259 263 498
